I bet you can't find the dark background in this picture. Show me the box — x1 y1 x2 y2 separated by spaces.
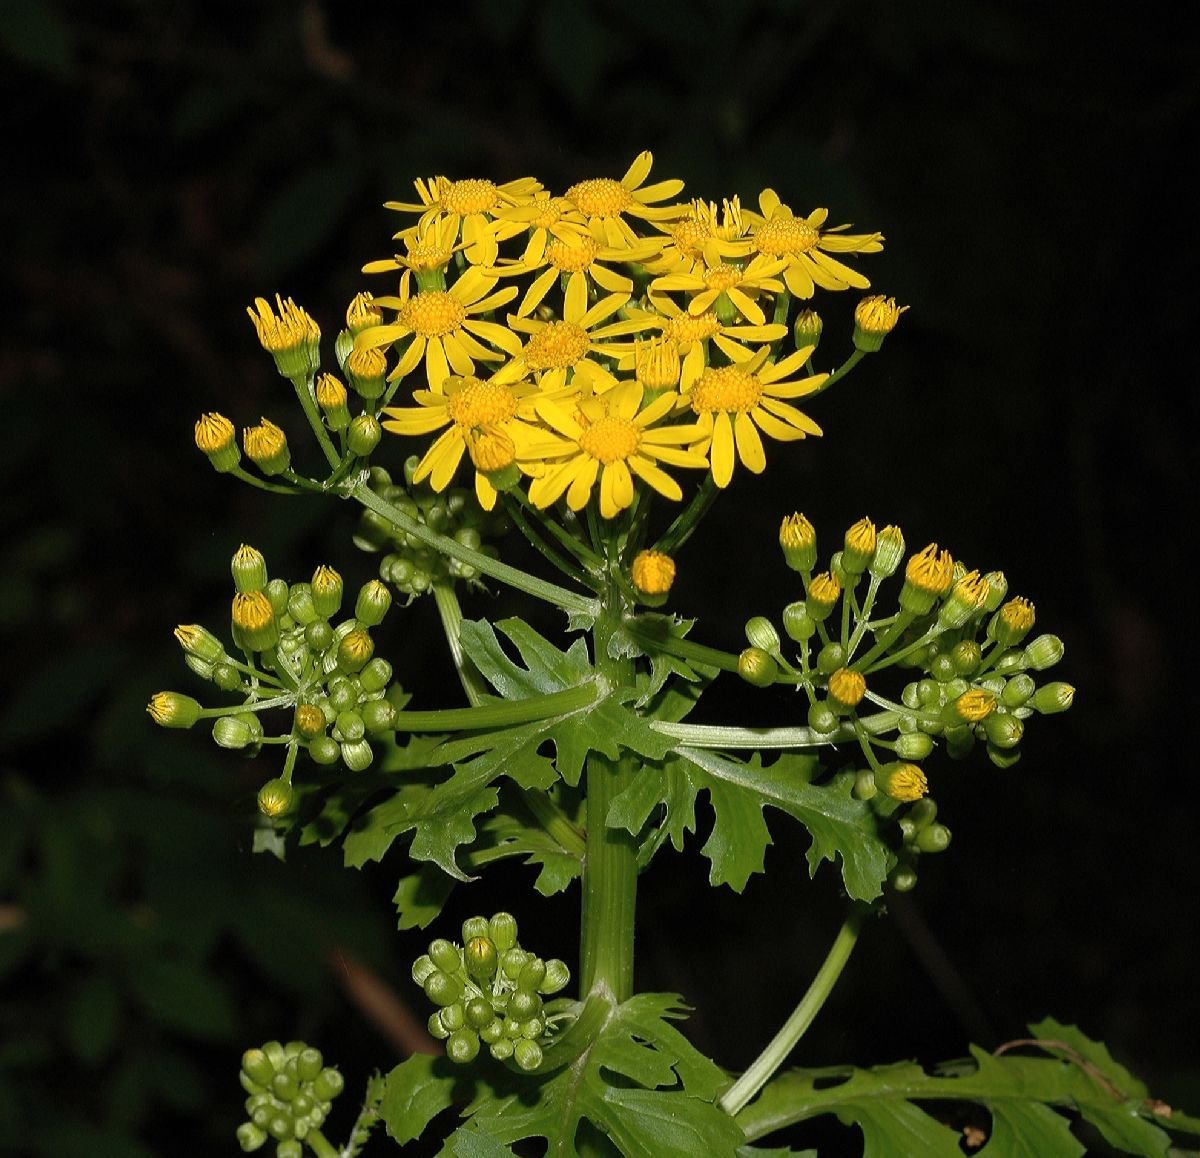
2 1 1197 1154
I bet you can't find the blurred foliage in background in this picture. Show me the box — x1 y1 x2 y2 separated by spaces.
2 0 1197 1153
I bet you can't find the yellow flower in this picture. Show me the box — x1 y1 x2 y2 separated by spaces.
354 267 520 391
361 216 462 298
564 150 686 249
493 290 650 395
687 346 828 488
882 763 928 803
381 375 552 510
650 252 787 327
644 196 747 275
620 298 787 393
384 175 542 265
718 190 884 299
491 191 593 268
486 231 661 318
528 381 708 518
246 295 320 378
631 550 676 597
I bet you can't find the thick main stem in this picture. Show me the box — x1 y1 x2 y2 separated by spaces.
578 586 639 1004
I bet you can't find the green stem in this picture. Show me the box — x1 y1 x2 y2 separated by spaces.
502 496 597 588
719 905 867 1116
508 488 603 568
579 584 639 1003
653 711 901 749
390 681 603 733
654 475 720 555
811 348 867 396
522 790 586 857
431 582 490 707
290 375 341 469
303 1126 339 1158
229 466 302 494
622 616 740 673
351 482 599 618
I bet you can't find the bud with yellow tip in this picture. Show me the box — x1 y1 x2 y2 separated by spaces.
316 373 352 431
877 762 928 802
870 524 905 579
779 513 817 573
246 294 320 379
828 668 866 711
257 778 294 818
147 691 203 729
842 517 876 577
899 543 954 615
311 566 344 618
346 291 383 336
852 295 907 353
346 347 387 401
243 418 291 476
806 571 841 622
938 570 991 629
231 545 268 593
990 597 1036 648
194 412 240 473
231 589 278 652
631 550 676 602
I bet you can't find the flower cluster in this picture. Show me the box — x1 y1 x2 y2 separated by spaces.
147 545 404 810
354 152 894 518
413 912 571 1072
743 514 1072 888
236 1040 344 1156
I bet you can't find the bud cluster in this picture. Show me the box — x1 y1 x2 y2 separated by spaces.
354 461 509 599
759 515 1071 870
148 545 406 810
413 912 571 1072
236 1040 344 1156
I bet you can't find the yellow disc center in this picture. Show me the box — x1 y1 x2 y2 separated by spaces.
755 216 819 255
524 322 590 369
546 236 599 272
579 415 641 463
399 291 467 336
446 380 520 429
404 243 450 271
690 365 762 414
703 264 743 292
566 177 634 218
441 178 499 216
671 218 709 257
666 311 722 343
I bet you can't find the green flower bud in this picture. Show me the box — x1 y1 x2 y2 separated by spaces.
465 936 498 981
304 620 334 653
816 642 846 676
890 865 918 892
310 566 344 619
277 1142 302 1158
782 601 816 642
987 743 1022 769
738 647 777 687
347 414 382 457
340 739 373 772
427 1011 450 1040
938 570 991 629
293 703 324 740
360 698 396 734
440 1002 465 1032
869 524 905 579
315 373 352 431
779 513 817 572
489 1037 514 1062
894 731 935 761
1000 673 1036 708
284 585 318 627
513 1039 543 1071
990 597 1036 647
852 768 877 800
213 714 255 750
950 640 982 676
242 1048 277 1087
236 1121 268 1152
908 798 938 829
1024 634 1065 671
465 998 493 1029
744 616 780 653
982 571 1008 611
328 678 357 712
805 571 841 621
462 915 491 943
983 711 1023 749
308 735 339 765
266 1113 294 1141
412 954 436 986
257 778 293 818
501 948 530 981
517 958 546 993
355 580 392 627
793 307 822 351
337 630 374 674
842 517 876 576
231 545 269 594
488 912 519 952
425 969 462 1007
944 725 975 760
540 958 570 995
334 709 365 743
354 658 390 696
446 1028 480 1064
807 701 838 734
503 1016 523 1039
174 624 226 666
146 691 203 729
312 1068 344 1101
1031 681 1075 714
429 938 460 974
915 823 952 854
294 1047 323 1082
508 989 542 1023
479 1017 504 1044
272 1070 300 1101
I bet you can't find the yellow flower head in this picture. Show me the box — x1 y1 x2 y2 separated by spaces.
382 375 549 511
243 417 291 476
631 550 676 597
806 571 842 620
905 543 955 596
780 512 817 572
246 295 320 378
828 668 866 710
688 346 827 488
633 337 681 392
564 151 686 249
853 295 908 351
993 596 1037 647
384 174 542 266
194 412 240 472
354 266 520 391
882 763 928 803
232 590 273 632
346 291 383 335
843 517 877 575
651 251 787 328
528 381 708 519
952 688 996 723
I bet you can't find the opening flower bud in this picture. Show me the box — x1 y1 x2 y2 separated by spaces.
842 517 876 576
805 571 841 621
243 418 292 476
877 762 929 802
779 513 817 573
310 565 344 618
631 549 676 601
147 691 203 729
900 543 954 615
990 597 1036 647
315 373 352 431
869 524 905 579
257 778 294 818
231 545 269 593
738 647 777 687
355 579 393 626
852 294 907 352
194 412 240 473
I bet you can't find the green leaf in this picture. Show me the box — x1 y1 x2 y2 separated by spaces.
736 1031 1195 1157
381 1053 459 1146
393 863 457 930
611 748 894 899
470 807 582 896
447 993 743 1157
